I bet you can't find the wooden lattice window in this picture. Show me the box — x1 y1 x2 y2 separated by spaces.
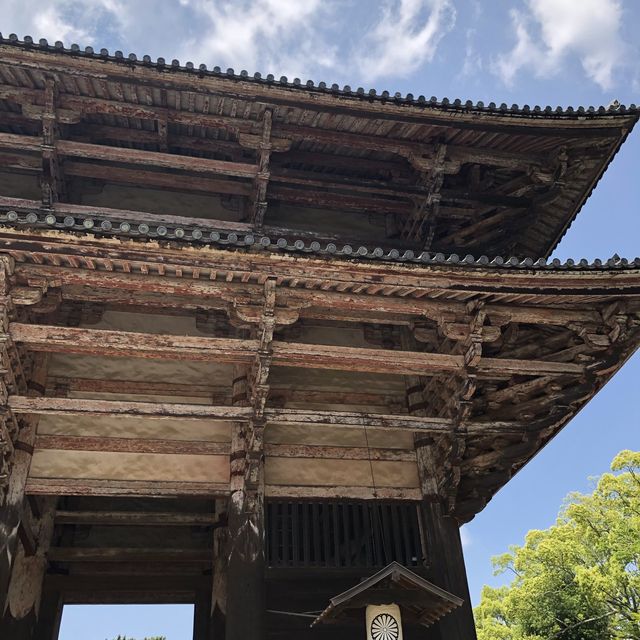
266 500 426 569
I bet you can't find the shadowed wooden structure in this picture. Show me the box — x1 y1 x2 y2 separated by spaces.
0 34 638 640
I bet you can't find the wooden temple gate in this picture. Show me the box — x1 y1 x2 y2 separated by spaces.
0 34 638 639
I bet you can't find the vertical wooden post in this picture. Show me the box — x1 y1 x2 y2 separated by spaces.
33 584 63 640
1 256 48 618
402 326 477 640
223 282 276 640
0 349 49 616
1 497 57 639
211 495 228 639
224 364 266 640
420 492 477 639
193 588 212 640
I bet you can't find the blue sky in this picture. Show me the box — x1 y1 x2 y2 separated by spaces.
3 0 639 637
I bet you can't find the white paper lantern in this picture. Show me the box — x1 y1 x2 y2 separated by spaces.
366 604 403 640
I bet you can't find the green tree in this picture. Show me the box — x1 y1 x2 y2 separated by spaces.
475 450 640 640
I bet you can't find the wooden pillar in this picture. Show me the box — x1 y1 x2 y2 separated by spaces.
1 498 57 640
421 496 477 640
193 588 212 640
0 348 49 615
32 584 62 640
224 366 265 640
0 253 48 617
402 325 477 640
211 512 228 639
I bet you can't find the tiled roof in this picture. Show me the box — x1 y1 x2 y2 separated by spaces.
2 208 638 271
1 33 638 118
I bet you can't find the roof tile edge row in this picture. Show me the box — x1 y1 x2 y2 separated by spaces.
1 34 638 118
2 210 638 272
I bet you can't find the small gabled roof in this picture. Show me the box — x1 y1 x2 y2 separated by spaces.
312 562 463 628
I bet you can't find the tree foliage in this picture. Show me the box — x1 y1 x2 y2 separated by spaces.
475 450 640 640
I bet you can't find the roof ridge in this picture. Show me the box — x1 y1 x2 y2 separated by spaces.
2 208 638 272
1 33 638 118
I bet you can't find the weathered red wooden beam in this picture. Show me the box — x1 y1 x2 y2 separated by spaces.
46 375 397 407
7 260 615 328
25 477 229 497
264 444 416 462
9 395 251 419
9 323 258 363
0 132 258 179
35 435 231 456
12 395 525 435
0 132 531 211
65 162 253 197
265 486 422 500
57 139 258 178
8 324 585 377
35 435 414 462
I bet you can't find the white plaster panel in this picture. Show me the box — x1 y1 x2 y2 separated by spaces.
265 458 419 488
37 415 231 442
29 449 230 483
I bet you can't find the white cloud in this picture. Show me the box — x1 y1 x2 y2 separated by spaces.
3 0 124 45
354 0 456 82
1 0 458 84
176 0 338 79
495 0 627 90
460 27 482 79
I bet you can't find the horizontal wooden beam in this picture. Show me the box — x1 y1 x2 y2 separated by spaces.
0 132 257 179
26 478 229 497
9 324 585 377
48 547 212 563
35 434 230 456
0 134 526 212
13 396 518 435
35 433 414 462
0 85 559 169
27 477 420 500
65 161 253 197
47 376 227 400
54 510 218 526
61 136 257 180
10 323 258 363
42 439 415 467
11 396 250 420
265 486 422 500
10 260 615 327
46 375 398 407
263 407 518 434
264 444 416 462
44 574 210 599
